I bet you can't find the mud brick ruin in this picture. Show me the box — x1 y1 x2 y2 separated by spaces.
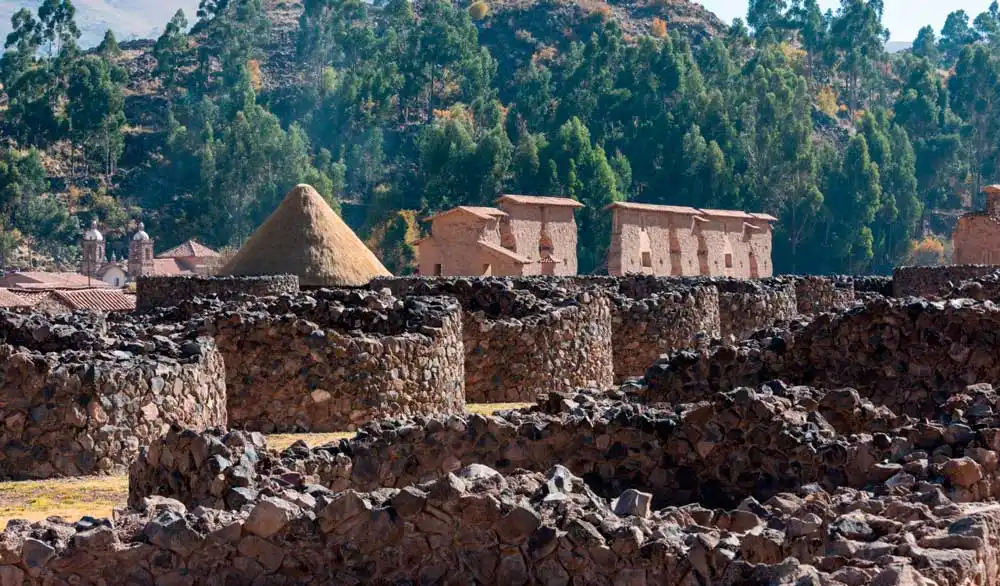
13 266 1000 583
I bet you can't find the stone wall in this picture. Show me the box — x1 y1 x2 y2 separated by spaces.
893 265 997 298
372 277 614 401
782 276 856 315
114 383 1000 586
135 274 300 311
947 270 1000 301
203 290 465 432
644 297 1000 417
607 285 720 380
0 335 226 479
714 278 798 340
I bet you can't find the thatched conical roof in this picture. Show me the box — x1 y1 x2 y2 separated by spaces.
222 184 391 286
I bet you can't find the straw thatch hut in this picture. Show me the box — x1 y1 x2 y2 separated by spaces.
222 184 391 286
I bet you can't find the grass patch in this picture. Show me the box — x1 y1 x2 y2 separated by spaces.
267 432 354 451
467 402 534 416
0 403 535 525
0 476 128 526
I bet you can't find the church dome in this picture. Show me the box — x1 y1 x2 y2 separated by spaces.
83 219 104 242
133 222 151 241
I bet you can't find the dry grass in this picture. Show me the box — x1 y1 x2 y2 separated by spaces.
0 403 535 525
267 432 354 451
0 476 128 527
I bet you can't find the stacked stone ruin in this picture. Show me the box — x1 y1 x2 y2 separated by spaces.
15 266 1000 583
372 277 616 401
0 310 227 479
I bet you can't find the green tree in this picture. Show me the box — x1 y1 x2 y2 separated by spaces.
37 0 79 58
153 10 191 87
97 29 121 58
827 134 881 270
940 10 976 65
66 55 126 178
747 0 788 38
949 45 1000 200
912 25 939 64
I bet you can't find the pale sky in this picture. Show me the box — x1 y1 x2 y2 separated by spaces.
697 0 998 41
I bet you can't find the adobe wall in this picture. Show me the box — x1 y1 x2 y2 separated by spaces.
135 274 299 310
607 207 702 276
892 264 997 298
953 213 1000 265
644 297 1000 417
371 277 614 401
0 332 226 479
501 204 578 275
200 290 465 432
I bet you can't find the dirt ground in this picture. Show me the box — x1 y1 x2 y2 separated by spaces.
0 403 532 526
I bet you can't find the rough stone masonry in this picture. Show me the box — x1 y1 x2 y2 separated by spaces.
0 309 226 479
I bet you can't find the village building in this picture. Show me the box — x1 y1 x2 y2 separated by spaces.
415 195 583 277
222 184 392 286
78 221 222 287
953 185 1000 265
606 202 776 278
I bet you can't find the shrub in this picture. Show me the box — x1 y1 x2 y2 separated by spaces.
907 235 948 266
469 1 489 20
816 86 839 118
651 18 667 38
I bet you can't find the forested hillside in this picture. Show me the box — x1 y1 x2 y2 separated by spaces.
0 0 995 274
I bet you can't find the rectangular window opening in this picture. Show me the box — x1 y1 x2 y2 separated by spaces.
641 251 652 268
434 264 443 276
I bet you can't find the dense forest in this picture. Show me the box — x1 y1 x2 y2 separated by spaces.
0 0 996 274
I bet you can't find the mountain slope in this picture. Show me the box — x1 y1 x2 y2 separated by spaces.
0 0 199 47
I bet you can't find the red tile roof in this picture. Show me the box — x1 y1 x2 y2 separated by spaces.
51 289 136 312
7 289 50 306
157 239 221 259
498 195 584 208
153 258 193 276
0 288 30 308
0 272 111 289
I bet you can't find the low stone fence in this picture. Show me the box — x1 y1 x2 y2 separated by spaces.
893 265 997 298
713 278 797 341
0 338 226 479
782 276 856 315
644 297 1000 417
371 278 614 402
135 274 300 311
202 290 465 432
607 286 720 380
0 310 109 352
15 462 1000 585
113 382 1000 585
129 385 897 511
946 271 1000 301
